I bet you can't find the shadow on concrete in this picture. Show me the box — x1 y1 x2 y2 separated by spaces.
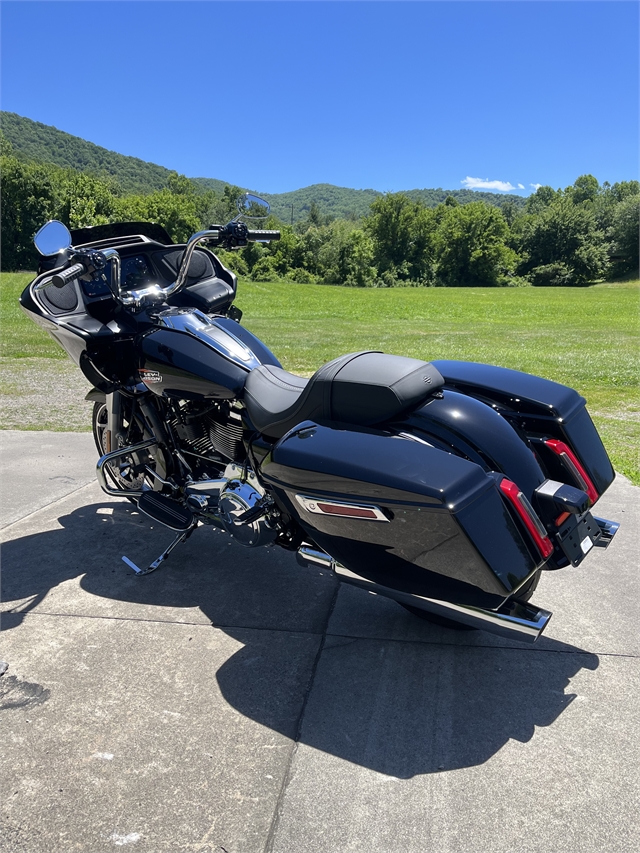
1 499 599 778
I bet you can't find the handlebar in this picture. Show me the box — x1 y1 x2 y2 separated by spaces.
247 230 281 242
51 263 85 288
34 221 282 309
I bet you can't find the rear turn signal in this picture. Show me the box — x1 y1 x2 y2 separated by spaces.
499 478 555 559
543 439 599 504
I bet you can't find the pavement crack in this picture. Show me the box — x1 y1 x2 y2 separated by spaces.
325 631 640 658
3 611 638 659
262 581 340 853
0 609 327 637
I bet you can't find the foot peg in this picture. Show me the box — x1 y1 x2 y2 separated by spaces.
137 491 194 530
123 492 197 575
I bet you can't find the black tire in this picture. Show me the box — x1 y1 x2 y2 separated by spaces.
92 400 154 501
401 569 542 631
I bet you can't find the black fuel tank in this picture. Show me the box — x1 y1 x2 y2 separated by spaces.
140 308 280 400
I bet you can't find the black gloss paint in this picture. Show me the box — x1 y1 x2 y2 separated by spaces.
402 390 545 499
261 423 538 607
432 360 615 499
140 310 279 400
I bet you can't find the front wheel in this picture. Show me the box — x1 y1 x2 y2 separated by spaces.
92 400 155 499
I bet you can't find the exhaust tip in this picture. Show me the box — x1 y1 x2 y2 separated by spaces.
593 516 620 548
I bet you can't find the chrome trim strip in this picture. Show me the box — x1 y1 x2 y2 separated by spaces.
295 494 389 522
535 479 565 498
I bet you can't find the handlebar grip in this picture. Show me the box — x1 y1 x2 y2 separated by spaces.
247 230 281 242
51 263 85 288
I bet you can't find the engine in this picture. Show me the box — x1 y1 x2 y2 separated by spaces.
170 401 245 462
169 401 281 547
186 463 279 548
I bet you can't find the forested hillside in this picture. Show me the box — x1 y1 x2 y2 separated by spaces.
185 182 527 224
1 111 174 194
405 188 526 211
3 112 525 222
1 112 637 286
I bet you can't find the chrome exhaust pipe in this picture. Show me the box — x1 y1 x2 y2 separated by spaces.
297 545 552 643
593 516 620 548
296 546 334 570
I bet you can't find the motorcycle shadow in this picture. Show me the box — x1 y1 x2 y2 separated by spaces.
1 498 599 778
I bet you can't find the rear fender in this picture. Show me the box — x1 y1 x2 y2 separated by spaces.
431 360 615 499
399 390 546 500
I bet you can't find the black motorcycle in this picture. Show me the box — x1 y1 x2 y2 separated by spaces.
21 195 619 643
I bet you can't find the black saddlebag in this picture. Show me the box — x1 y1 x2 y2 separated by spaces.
261 422 543 610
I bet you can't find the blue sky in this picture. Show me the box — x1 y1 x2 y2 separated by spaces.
1 1 637 195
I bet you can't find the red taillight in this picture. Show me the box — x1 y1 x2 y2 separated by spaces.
543 439 598 504
499 478 554 559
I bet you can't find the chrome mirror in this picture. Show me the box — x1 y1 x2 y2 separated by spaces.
34 220 72 256
237 193 270 219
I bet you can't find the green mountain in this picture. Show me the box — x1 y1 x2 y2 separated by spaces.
193 179 383 222
1 111 174 194
2 111 526 221
195 180 526 223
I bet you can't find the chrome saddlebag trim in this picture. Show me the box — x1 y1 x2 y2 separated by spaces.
295 494 389 521
296 545 552 643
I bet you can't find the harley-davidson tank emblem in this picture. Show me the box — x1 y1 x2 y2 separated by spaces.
140 369 163 384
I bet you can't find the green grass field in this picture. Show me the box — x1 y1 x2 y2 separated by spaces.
2 272 638 483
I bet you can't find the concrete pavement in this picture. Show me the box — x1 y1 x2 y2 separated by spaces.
1 430 638 852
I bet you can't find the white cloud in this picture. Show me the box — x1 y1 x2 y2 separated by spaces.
461 176 517 192
518 183 525 190
530 183 542 190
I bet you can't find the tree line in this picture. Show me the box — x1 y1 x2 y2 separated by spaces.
1 134 637 285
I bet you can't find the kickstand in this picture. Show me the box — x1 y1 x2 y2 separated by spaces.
122 522 198 576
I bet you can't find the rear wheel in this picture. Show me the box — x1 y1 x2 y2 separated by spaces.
401 569 542 631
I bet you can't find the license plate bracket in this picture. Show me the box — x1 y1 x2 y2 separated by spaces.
556 510 601 567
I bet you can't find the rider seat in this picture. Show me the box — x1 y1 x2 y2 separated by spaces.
244 351 445 439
